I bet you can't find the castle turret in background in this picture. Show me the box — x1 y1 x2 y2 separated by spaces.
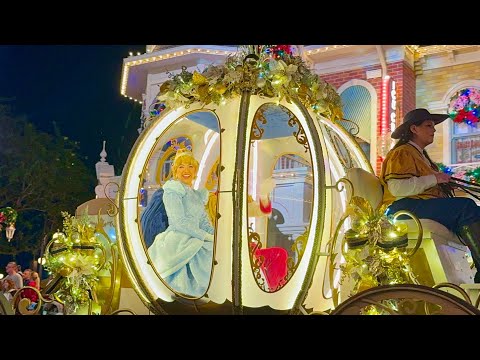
94 141 121 200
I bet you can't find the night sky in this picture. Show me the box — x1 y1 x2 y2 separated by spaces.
0 45 147 175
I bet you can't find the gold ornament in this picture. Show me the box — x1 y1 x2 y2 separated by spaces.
197 84 209 99
59 266 72 277
256 77 266 88
297 84 309 101
192 71 207 85
215 83 227 95
159 81 172 94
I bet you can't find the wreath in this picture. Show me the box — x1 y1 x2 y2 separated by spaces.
0 207 17 227
448 88 480 125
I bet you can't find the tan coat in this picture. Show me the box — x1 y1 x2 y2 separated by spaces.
380 143 445 204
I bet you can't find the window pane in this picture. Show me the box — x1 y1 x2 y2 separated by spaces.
138 110 220 298
452 136 480 163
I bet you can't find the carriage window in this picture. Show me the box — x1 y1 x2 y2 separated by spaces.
138 110 220 298
247 103 314 292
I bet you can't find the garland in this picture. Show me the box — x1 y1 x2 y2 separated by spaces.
153 45 343 123
339 197 417 297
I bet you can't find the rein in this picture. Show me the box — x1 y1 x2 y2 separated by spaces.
448 177 480 201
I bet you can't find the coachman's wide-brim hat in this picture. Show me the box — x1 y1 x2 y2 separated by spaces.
391 108 449 139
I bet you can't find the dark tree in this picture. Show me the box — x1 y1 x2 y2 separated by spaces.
0 105 96 265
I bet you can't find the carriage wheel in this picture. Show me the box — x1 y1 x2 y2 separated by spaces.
331 284 480 315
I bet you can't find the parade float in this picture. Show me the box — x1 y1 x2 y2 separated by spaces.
113 45 480 315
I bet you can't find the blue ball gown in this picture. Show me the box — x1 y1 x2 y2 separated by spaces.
148 179 214 297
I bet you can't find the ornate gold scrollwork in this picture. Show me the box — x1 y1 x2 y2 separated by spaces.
325 213 350 307
282 230 309 286
291 231 307 262
390 210 423 257
248 227 311 293
247 226 267 290
251 110 267 141
326 178 354 200
337 118 360 137
11 286 55 315
325 177 355 296
104 182 120 217
287 117 309 152
324 178 353 305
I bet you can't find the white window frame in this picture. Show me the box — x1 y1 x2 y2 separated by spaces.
337 80 378 163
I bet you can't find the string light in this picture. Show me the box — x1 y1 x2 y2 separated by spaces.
120 47 236 101
305 45 351 55
410 45 475 57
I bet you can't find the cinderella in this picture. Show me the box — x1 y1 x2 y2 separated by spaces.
147 150 214 297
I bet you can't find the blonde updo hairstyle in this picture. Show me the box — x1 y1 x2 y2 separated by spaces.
171 150 199 180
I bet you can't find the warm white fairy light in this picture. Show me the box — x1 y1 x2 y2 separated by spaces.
410 45 476 57
120 47 236 100
305 45 351 55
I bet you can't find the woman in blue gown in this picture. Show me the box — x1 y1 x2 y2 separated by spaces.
148 150 214 297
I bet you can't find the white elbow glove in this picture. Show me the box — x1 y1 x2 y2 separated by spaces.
205 233 215 242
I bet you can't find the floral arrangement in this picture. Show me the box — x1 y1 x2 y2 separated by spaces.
338 196 417 296
448 88 480 125
155 45 343 122
264 45 293 59
44 211 107 314
0 207 17 227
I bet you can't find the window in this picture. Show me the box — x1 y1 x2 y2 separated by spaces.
450 87 480 164
340 85 373 161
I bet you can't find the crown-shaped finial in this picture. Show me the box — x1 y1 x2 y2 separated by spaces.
173 148 194 162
